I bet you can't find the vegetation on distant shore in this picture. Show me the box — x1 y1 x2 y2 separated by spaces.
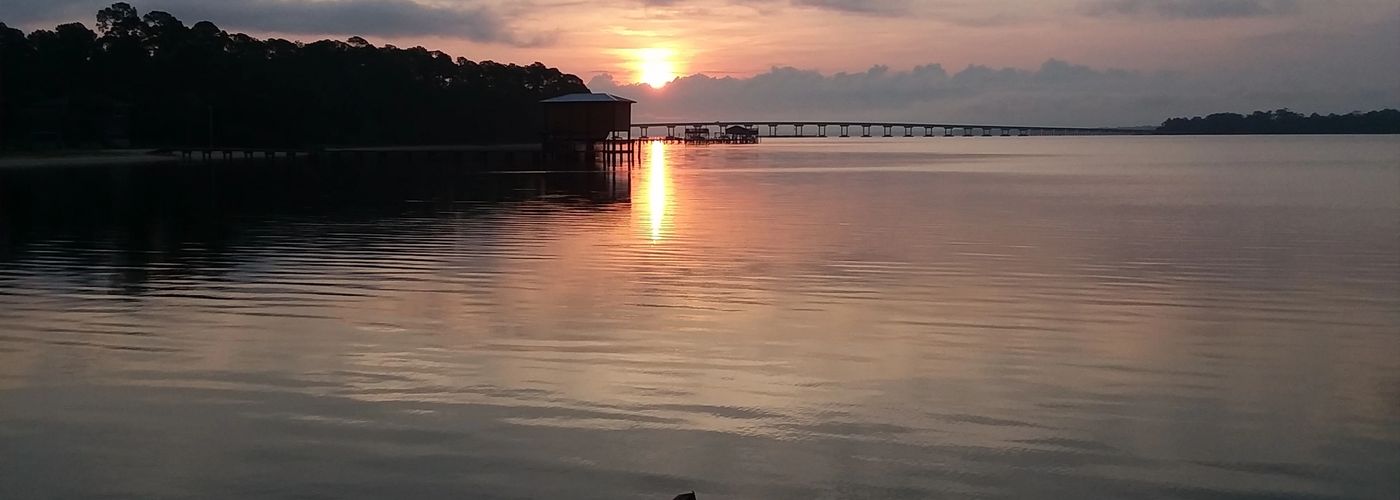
1157 108 1400 135
0 3 588 150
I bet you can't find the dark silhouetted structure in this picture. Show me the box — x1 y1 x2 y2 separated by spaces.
670 124 761 144
722 125 760 143
540 93 637 165
683 126 710 141
540 93 634 143
723 125 758 137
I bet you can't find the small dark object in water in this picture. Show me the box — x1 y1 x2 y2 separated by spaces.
672 492 696 500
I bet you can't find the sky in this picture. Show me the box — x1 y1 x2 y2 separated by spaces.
6 0 1399 125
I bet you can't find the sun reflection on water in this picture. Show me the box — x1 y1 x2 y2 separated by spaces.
647 140 668 242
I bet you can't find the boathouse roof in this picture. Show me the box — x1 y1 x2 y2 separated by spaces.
540 93 636 104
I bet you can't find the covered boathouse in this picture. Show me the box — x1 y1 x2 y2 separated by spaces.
540 93 634 142
540 92 636 165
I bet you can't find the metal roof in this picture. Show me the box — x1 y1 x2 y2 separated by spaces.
540 93 636 104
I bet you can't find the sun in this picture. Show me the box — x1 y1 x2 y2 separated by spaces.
635 48 677 89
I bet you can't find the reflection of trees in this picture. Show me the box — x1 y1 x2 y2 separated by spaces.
0 188 504 293
1158 108 1400 135
0 158 625 288
1 3 589 150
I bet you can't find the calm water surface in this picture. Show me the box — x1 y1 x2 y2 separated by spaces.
2 136 1398 499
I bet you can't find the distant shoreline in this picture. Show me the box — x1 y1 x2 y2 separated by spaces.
1156 109 1400 135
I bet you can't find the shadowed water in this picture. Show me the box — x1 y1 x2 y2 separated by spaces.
1 136 1398 499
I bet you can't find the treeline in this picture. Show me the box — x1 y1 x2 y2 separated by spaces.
1158 109 1400 135
0 3 589 150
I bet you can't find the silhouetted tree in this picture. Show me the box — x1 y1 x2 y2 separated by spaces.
1158 108 1400 135
1 3 589 150
95 2 142 38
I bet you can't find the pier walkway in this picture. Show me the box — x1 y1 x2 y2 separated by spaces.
633 121 1148 139
160 140 642 168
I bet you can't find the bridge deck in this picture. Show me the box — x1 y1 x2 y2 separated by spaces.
632 121 1148 136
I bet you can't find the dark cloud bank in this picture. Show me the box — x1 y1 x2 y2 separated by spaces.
1083 0 1301 19
591 59 1400 127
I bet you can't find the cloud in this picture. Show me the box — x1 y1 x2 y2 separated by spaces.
2 0 553 46
589 58 1398 126
1083 0 1300 19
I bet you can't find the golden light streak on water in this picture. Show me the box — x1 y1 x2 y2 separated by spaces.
647 140 668 242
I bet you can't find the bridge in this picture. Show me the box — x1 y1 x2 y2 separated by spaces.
630 121 1148 138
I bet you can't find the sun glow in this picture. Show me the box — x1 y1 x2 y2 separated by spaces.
635 48 677 88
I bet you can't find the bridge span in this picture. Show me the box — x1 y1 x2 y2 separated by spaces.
630 121 1148 139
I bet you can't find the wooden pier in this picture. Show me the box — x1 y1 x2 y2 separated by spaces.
628 125 762 145
146 140 639 203
640 135 759 145
162 141 642 170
